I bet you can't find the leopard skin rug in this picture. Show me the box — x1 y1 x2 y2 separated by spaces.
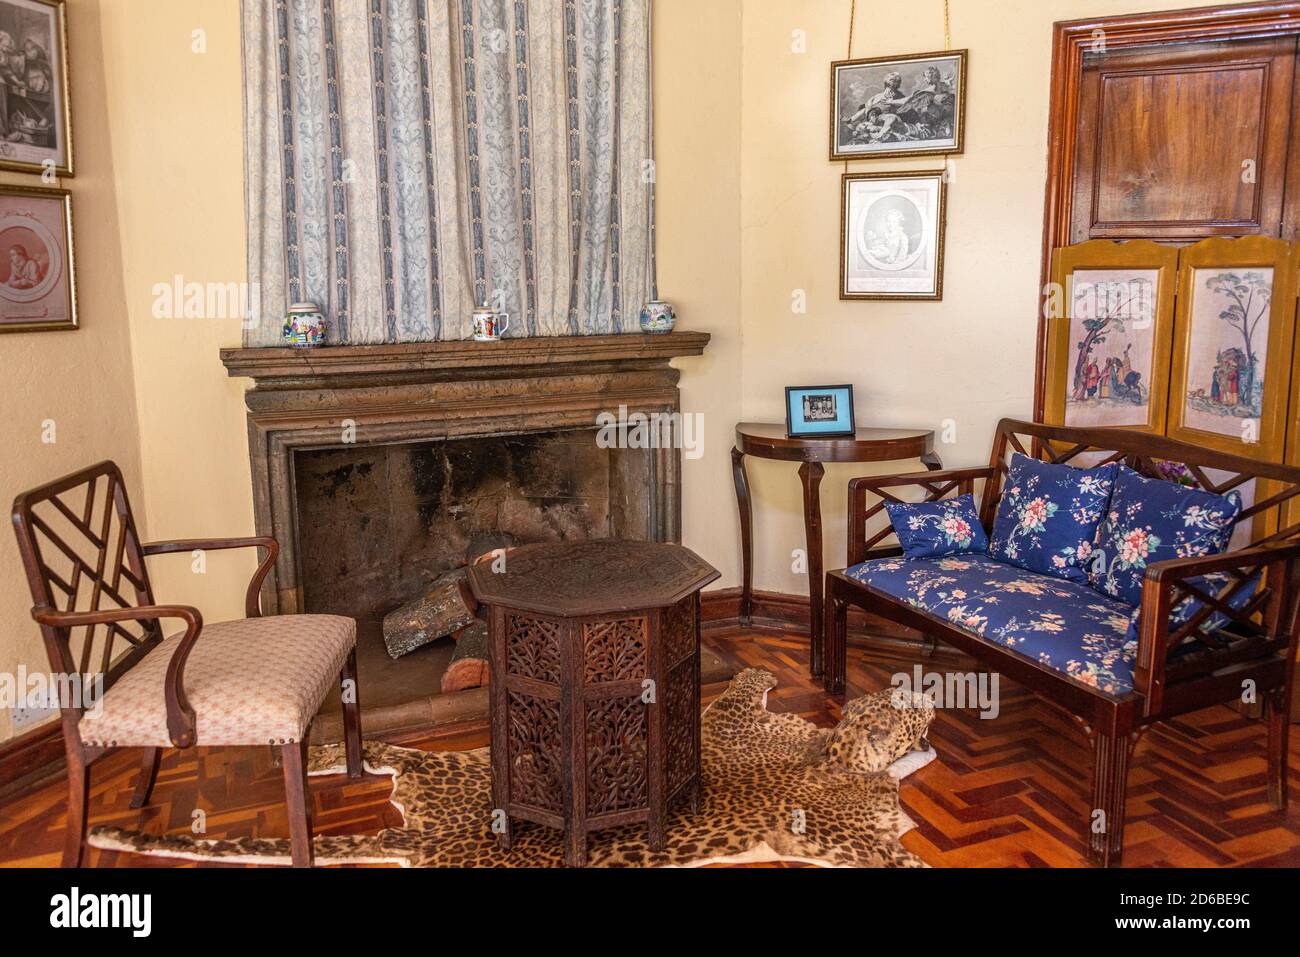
88 668 935 868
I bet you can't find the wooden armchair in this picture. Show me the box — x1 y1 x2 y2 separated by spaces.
11 461 364 867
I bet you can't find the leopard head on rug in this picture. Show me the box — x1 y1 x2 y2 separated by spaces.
89 668 935 868
821 686 935 774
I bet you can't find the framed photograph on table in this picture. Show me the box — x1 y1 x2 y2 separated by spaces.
830 49 967 161
786 385 856 439
0 0 72 176
1043 239 1178 434
840 170 946 301
1168 236 1294 462
0 183 76 333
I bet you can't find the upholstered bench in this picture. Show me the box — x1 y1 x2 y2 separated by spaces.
824 419 1300 866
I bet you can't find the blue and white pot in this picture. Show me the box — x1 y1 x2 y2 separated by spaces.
639 300 676 335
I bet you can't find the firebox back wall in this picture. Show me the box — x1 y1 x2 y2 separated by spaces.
294 430 649 622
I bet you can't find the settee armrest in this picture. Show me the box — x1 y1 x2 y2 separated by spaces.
846 466 996 567
1133 541 1300 716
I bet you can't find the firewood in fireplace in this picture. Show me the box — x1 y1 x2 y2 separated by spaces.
466 532 517 570
382 568 479 660
440 621 490 693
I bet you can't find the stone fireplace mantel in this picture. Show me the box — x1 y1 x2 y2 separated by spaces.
220 332 711 615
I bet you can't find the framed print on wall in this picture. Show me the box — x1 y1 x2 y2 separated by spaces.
830 49 967 161
786 385 856 438
1167 236 1294 461
1043 239 1178 434
0 0 72 176
0 183 76 333
840 170 946 301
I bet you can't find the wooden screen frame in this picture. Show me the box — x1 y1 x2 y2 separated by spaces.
1044 239 1178 434
1287 255 1300 527
1035 0 1300 421
1167 235 1295 460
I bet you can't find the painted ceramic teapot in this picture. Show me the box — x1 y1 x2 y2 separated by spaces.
472 306 511 342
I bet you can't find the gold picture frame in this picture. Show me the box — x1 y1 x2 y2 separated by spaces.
0 0 73 177
1044 240 1178 434
829 49 967 162
1168 236 1294 465
0 182 76 333
840 169 946 301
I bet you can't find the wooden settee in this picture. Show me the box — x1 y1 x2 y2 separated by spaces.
824 419 1300 866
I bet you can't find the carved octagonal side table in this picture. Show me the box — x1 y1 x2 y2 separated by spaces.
468 540 720 866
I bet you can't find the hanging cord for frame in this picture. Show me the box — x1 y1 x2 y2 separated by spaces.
944 0 951 50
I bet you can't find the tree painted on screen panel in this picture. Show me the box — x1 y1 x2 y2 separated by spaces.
1071 278 1154 401
1204 271 1270 408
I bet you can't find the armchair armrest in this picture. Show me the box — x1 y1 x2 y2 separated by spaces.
143 535 279 619
846 466 995 566
1133 541 1300 716
32 603 204 747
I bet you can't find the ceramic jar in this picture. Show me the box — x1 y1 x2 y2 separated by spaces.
639 300 676 334
282 302 328 348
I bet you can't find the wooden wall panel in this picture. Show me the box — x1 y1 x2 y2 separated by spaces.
1070 38 1297 243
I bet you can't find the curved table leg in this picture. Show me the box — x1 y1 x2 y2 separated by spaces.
799 460 826 679
731 447 754 626
922 450 944 471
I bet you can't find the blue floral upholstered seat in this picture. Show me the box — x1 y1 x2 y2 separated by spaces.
846 554 1138 695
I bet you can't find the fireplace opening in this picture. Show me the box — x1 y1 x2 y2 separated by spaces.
295 428 655 732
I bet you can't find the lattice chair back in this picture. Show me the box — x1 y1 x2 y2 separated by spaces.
10 461 161 727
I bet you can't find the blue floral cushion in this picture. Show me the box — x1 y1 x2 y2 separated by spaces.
1090 466 1242 607
987 453 1118 584
884 494 988 559
845 554 1137 695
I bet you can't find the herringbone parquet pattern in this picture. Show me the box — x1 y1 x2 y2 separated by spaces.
0 625 1296 867
704 627 1300 868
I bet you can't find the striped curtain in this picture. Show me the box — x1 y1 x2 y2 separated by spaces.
242 0 654 345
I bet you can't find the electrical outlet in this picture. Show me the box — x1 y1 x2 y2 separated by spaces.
10 703 58 731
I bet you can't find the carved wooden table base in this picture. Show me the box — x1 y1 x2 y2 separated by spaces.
469 540 719 866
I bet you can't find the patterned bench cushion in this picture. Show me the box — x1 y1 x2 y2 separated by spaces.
80 614 356 748
846 555 1136 695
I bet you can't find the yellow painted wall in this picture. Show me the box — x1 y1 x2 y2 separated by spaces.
0 0 143 743
657 0 744 590
0 0 1240 743
736 0 1230 599
95 0 255 628
0 0 746 745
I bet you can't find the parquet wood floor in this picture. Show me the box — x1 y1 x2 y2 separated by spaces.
1 625 1296 868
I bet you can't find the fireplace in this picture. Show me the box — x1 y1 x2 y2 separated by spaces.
294 428 654 622
220 333 711 727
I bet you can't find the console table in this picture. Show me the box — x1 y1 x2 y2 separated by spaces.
468 540 719 866
731 423 941 679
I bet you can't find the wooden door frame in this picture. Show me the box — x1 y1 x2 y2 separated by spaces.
1035 0 1300 420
